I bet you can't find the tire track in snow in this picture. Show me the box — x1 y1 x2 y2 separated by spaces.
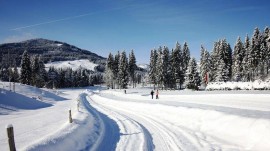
86 93 155 151
89 94 202 151
79 93 120 151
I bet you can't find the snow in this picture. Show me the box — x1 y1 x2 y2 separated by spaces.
206 80 270 90
1 82 270 150
56 43 63 47
6 124 13 128
45 59 98 71
137 64 149 70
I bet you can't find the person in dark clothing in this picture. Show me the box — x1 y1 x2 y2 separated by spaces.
150 90 154 99
156 89 159 99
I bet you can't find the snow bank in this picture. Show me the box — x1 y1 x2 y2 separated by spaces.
206 80 270 90
22 93 102 151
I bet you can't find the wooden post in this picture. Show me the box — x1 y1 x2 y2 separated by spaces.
7 124 16 151
69 109 73 123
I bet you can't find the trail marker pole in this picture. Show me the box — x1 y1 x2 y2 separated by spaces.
7 124 16 151
69 109 73 123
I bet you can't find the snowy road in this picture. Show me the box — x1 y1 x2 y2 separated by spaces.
86 89 270 151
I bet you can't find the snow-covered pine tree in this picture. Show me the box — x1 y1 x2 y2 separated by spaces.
114 51 120 88
242 34 251 81
185 57 199 90
250 27 262 80
80 69 89 87
105 53 114 88
13 64 19 82
216 59 230 82
210 39 232 82
162 46 170 89
221 39 232 81
168 49 175 89
261 27 270 78
210 41 219 82
47 66 58 89
182 42 190 72
156 46 164 88
232 37 244 81
20 50 32 85
8 67 13 82
37 55 47 88
264 27 270 76
128 50 137 88
31 55 39 86
200 45 211 86
118 51 129 89
64 68 73 87
149 49 157 88
58 68 66 88
172 42 182 89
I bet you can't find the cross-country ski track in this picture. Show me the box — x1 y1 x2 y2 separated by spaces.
83 89 270 151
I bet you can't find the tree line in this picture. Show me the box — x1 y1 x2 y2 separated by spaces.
105 50 144 89
148 27 270 90
0 50 103 88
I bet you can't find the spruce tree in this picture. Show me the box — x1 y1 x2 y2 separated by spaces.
20 50 32 85
200 45 210 85
250 27 262 80
242 35 251 81
37 56 47 88
162 46 170 89
47 66 58 89
168 49 175 89
128 50 137 88
118 51 129 89
156 46 164 88
172 42 182 89
105 53 114 88
31 55 39 86
182 42 190 72
114 51 120 88
185 57 199 89
64 68 73 87
210 41 219 82
13 64 19 82
149 49 157 88
232 37 244 81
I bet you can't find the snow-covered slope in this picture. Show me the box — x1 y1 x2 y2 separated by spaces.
45 59 98 71
137 64 149 70
0 83 107 151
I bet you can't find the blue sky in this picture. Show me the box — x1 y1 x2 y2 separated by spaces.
0 0 270 64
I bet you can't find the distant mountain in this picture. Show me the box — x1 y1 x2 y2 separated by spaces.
0 38 106 70
138 64 149 71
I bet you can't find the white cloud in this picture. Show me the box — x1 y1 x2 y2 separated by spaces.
2 33 36 43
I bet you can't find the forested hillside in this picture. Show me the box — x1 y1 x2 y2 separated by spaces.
0 38 106 67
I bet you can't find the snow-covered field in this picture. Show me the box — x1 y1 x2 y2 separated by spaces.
1 82 270 151
45 59 98 71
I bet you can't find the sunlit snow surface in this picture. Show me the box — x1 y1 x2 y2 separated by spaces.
45 59 98 71
1 82 270 151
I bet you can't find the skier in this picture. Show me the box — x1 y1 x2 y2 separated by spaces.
150 90 154 99
156 89 159 99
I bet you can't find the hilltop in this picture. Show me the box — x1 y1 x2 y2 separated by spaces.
0 38 106 67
